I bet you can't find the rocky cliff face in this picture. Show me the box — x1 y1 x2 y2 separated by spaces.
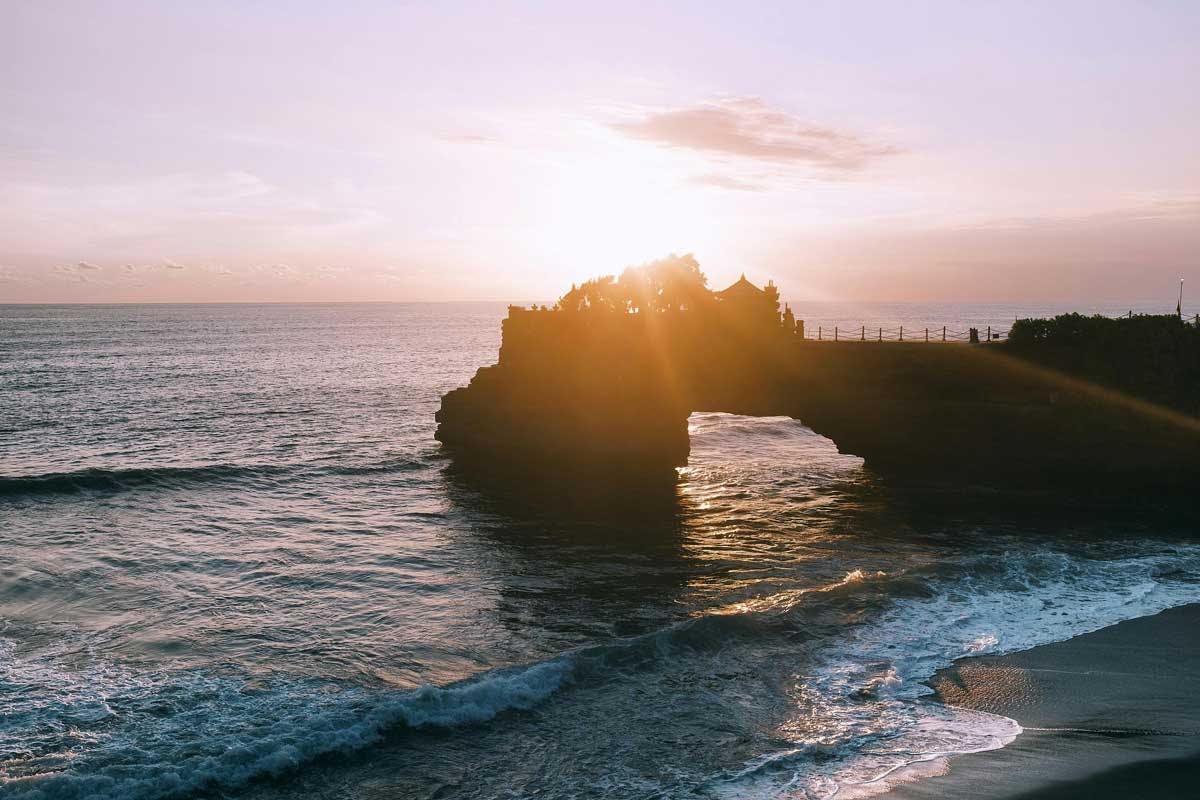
436 309 693 474
436 307 1200 493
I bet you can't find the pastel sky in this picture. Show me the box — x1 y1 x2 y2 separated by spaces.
2 1 1198 303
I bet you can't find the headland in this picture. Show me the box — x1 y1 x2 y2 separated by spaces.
436 255 1200 494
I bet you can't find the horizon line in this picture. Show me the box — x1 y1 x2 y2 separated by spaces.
0 297 1192 310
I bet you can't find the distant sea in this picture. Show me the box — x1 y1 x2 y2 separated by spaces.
1 301 1198 800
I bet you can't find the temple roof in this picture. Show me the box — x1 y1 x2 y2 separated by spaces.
715 274 766 301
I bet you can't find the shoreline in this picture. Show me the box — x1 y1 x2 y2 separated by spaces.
888 603 1200 799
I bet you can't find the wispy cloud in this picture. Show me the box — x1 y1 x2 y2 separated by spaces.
52 262 102 281
686 173 766 192
439 133 501 145
613 97 899 171
0 265 28 283
0 170 386 262
1106 193 1200 222
952 192 1200 233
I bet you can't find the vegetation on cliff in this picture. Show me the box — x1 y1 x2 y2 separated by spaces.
557 254 712 313
1008 313 1200 415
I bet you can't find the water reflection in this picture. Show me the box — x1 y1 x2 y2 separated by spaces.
440 461 700 641
239 417 1200 800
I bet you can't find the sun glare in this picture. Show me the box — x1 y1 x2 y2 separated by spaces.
533 145 722 280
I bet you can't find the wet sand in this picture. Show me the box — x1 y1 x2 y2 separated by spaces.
891 603 1200 799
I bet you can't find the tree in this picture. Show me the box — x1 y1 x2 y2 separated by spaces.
559 275 623 312
559 253 712 313
645 253 709 312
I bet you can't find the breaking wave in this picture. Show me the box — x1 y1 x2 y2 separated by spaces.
708 544 1200 799
0 649 574 800
0 458 427 500
4 543 1199 800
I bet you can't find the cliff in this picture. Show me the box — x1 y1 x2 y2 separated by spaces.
436 307 1200 493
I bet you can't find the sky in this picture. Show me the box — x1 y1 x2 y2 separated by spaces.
2 0 1198 304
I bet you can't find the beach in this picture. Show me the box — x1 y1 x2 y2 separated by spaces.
892 603 1200 799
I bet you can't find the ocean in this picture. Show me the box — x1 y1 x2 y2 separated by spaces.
1 301 1198 800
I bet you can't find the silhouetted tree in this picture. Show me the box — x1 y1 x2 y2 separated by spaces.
560 253 712 313
647 253 710 312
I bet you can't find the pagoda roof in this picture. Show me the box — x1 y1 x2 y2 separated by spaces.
715 274 766 300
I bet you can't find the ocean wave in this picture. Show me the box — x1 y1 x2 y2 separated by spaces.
0 652 574 800
0 571 875 800
709 543 1200 799
0 464 290 498
688 413 811 439
4 544 1199 800
0 458 427 500
334 457 427 476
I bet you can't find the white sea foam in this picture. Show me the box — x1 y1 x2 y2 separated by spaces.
0 647 574 800
714 543 1200 800
4 544 1198 800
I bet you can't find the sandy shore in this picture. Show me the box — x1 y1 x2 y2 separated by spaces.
889 603 1200 799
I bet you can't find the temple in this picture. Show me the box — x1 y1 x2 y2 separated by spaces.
715 274 780 325
435 257 1200 494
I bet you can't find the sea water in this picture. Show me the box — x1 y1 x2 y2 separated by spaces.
1 302 1197 799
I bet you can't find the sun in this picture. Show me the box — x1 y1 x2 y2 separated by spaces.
531 139 726 280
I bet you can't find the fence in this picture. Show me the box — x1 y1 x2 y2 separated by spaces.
799 324 1008 343
797 311 1200 343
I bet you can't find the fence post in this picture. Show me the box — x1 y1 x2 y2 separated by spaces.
835 326 838 341
987 325 991 343
878 327 882 342
818 326 822 341
899 325 904 341
925 327 928 342
861 325 865 341
942 326 946 342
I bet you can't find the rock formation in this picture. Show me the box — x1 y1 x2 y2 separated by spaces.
437 263 1200 494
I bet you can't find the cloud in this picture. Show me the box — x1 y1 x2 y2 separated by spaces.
761 194 1200 303
0 265 28 283
163 260 186 270
241 263 299 281
440 133 500 145
613 97 899 170
686 173 766 192
951 192 1200 233
1094 193 1200 224
52 263 94 282
0 170 385 263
